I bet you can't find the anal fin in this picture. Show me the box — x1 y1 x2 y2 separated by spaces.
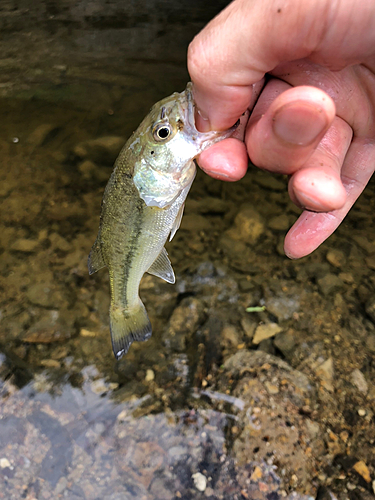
88 239 106 275
147 247 175 284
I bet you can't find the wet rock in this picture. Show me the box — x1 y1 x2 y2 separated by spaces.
221 324 242 350
268 214 290 231
22 310 74 343
274 330 297 359
353 460 371 483
240 316 256 340
350 369 368 395
78 159 98 179
225 204 265 245
73 136 125 165
218 235 250 261
315 358 334 392
326 249 346 268
317 274 343 296
10 238 39 253
366 333 375 352
223 350 312 395
265 295 300 321
257 337 276 354
48 232 71 252
351 235 375 254
252 322 282 345
26 283 64 308
304 262 331 280
27 124 59 147
163 297 205 352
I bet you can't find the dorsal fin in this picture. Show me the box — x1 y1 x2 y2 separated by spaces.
147 247 175 284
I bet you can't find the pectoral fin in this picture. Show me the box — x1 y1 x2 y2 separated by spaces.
88 239 106 275
169 202 185 242
147 247 175 284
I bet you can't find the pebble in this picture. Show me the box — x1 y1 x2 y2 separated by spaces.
0 458 11 468
353 460 371 483
192 472 207 492
273 331 297 358
252 323 282 345
268 214 290 231
221 324 242 349
326 249 346 268
358 408 366 417
225 205 265 245
40 359 61 368
265 296 300 321
264 381 279 394
315 358 334 392
27 123 59 147
317 274 344 296
145 369 155 382
10 238 39 253
350 368 368 394
163 297 205 352
80 328 97 337
49 232 71 252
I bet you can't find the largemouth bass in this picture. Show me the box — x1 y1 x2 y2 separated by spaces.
88 83 236 359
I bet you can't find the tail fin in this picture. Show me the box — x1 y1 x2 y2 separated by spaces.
109 302 152 360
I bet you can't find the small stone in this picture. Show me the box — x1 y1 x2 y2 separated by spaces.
27 124 59 147
326 249 346 268
350 368 368 394
353 460 371 483
317 274 344 296
80 328 97 337
221 324 241 349
315 358 334 392
40 359 61 368
78 160 97 178
351 235 375 254
226 205 265 245
252 323 282 345
265 381 279 394
358 408 366 417
49 233 71 252
192 472 207 492
273 331 296 358
11 238 39 253
145 369 155 382
268 214 290 231
250 466 263 481
0 458 11 468
241 317 256 340
265 296 300 321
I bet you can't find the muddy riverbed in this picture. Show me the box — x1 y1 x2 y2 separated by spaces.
0 85 375 500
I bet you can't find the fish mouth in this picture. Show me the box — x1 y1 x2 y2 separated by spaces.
179 82 239 146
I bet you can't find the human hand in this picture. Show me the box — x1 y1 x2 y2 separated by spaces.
188 0 375 258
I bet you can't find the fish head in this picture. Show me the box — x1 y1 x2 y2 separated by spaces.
132 83 238 208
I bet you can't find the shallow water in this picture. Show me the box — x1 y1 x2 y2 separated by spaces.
1 2 375 499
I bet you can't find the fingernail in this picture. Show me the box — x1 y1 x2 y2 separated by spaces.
273 102 329 146
201 168 236 181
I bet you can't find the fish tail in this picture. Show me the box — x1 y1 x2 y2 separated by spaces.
109 301 152 360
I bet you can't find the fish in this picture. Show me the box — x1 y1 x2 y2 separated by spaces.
88 82 237 360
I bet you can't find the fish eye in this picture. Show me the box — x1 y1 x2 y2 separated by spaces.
153 123 172 142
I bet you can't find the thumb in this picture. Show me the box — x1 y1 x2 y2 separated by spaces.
187 0 375 130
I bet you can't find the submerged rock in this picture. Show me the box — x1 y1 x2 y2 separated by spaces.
73 136 125 165
225 204 265 245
